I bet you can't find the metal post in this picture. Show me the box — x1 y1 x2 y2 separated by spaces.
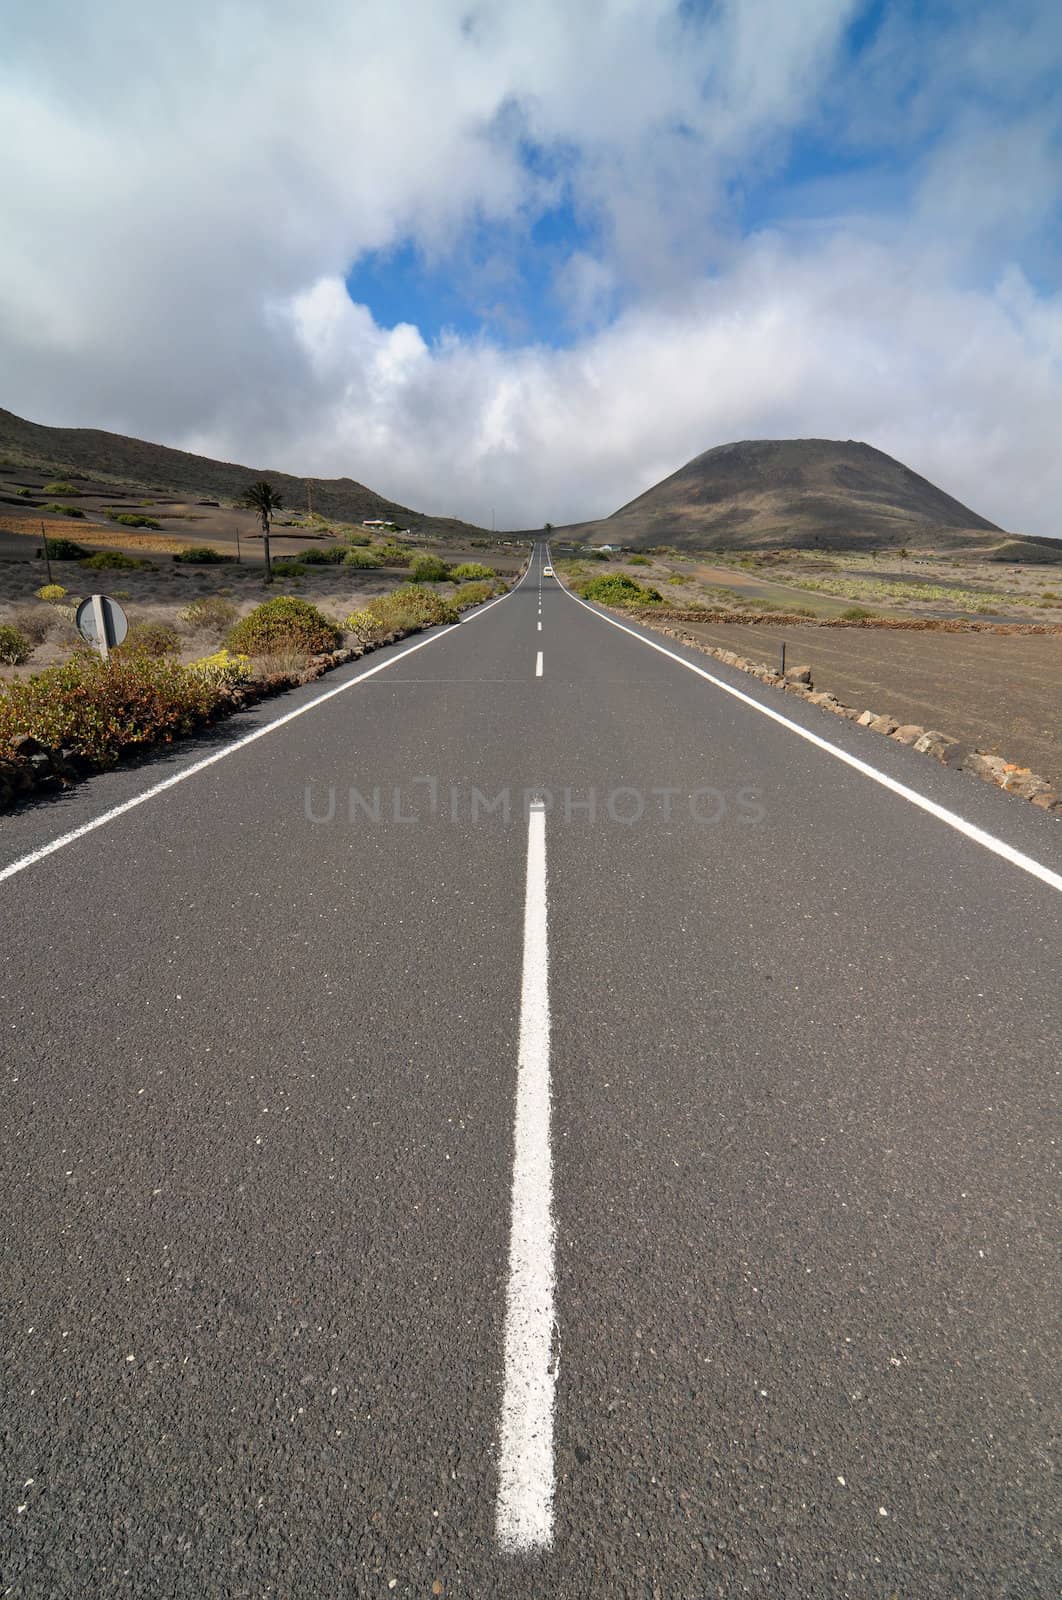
91 594 111 660
40 521 53 584
235 524 241 564
780 640 786 677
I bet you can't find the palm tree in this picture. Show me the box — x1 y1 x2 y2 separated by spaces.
243 480 283 580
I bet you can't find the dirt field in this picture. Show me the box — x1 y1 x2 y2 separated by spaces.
667 618 1062 790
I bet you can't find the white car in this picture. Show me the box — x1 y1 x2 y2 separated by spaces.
543 564 554 576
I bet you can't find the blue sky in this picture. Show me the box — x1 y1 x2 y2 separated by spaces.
342 0 1060 351
346 198 601 348
3 0 1061 532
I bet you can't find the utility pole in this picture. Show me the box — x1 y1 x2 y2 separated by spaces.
40 521 53 584
306 479 314 518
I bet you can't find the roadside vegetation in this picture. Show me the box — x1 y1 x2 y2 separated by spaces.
0 495 515 799
572 572 663 606
0 652 223 766
227 596 343 655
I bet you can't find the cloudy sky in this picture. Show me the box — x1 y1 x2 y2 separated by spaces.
2 0 1060 533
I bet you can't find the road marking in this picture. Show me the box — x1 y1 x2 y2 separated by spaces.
0 561 533 886
496 800 555 1553
537 621 542 631
549 554 1062 896
535 651 543 677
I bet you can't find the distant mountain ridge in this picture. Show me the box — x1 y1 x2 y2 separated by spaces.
569 438 1057 556
0 406 482 534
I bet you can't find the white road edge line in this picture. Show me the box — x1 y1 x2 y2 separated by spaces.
548 550 1062 896
496 799 556 1553
0 552 536 886
535 651 544 677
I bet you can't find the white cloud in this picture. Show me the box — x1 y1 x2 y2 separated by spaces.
255 237 1061 535
0 0 1059 536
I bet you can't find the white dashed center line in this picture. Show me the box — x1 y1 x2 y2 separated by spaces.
535 651 543 677
496 800 556 1552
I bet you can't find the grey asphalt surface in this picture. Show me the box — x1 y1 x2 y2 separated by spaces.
1 546 1060 1598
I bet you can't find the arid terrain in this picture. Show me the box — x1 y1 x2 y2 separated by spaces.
557 544 1062 623
557 544 1062 793
657 618 1062 791
0 460 525 679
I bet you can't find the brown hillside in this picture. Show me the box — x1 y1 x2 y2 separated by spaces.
571 438 1050 556
0 406 484 535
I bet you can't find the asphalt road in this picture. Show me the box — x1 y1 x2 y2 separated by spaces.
2 545 1059 1598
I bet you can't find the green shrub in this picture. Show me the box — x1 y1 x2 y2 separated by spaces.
666 573 688 584
173 545 234 564
271 560 307 577
43 481 78 494
345 584 458 642
579 573 662 606
627 554 650 566
177 596 239 632
409 554 451 582
14 487 32 498
81 550 151 570
40 537 89 560
450 561 495 580
189 648 252 687
297 546 348 564
840 606 872 621
342 531 372 546
375 543 412 567
110 512 162 530
451 580 495 609
36 583 68 602
0 625 32 665
0 654 223 766
343 547 386 568
44 503 85 518
226 596 342 657
119 620 181 657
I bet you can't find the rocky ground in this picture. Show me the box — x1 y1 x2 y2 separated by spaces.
628 612 1062 817
647 617 1062 794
